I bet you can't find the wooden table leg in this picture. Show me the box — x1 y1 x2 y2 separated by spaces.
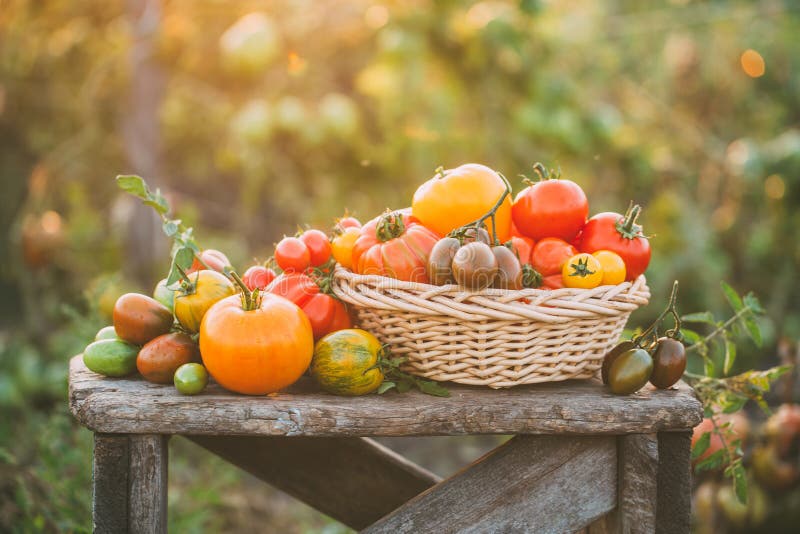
93 434 169 534
655 431 692 534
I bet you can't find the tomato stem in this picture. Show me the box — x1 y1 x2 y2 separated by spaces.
230 270 260 311
633 280 681 348
450 172 512 245
615 202 645 240
376 210 406 242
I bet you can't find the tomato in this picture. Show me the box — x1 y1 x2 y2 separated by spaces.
592 250 626 285
562 253 604 289
331 227 360 269
275 236 311 272
510 219 524 238
242 265 276 290
188 249 230 274
95 326 119 341
200 293 314 395
113 293 173 345
137 332 201 384
607 348 653 395
452 242 498 290
576 205 651 280
83 339 139 377
334 216 361 232
351 211 440 283
269 272 352 339
649 337 686 389
174 270 236 333
412 164 512 242
174 363 208 395
511 167 588 242
310 329 384 396
506 236 534 265
530 238 577 289
299 229 332 266
601 340 636 385
427 237 461 285
492 246 523 290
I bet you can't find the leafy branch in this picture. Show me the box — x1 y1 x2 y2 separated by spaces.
376 354 450 397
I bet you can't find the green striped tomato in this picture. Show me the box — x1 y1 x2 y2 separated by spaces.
310 329 384 396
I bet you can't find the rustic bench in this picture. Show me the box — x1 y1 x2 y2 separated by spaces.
68 355 702 533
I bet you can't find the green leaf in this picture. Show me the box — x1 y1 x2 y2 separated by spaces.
377 381 396 394
167 247 195 285
681 312 716 324
721 281 744 313
731 463 748 504
395 379 413 393
723 336 737 375
742 315 763 347
415 379 450 397
695 449 726 472
163 220 180 237
719 394 747 414
691 431 711 459
743 293 765 314
116 175 148 198
680 328 701 344
703 357 715 378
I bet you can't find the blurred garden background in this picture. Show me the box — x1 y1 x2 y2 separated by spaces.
1 0 799 531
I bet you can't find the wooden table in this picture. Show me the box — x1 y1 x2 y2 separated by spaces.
68 355 703 534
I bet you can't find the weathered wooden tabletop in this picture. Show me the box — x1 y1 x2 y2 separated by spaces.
69 355 702 437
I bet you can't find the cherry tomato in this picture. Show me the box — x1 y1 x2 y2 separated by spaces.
335 216 362 232
174 363 209 395
137 332 201 384
492 246 523 290
452 242 498 290
512 168 588 242
331 227 360 270
275 236 311 272
427 237 461 285
562 253 603 289
188 249 230 274
601 340 636 385
649 337 686 389
113 293 173 345
242 265 277 290
299 229 332 266
592 250 626 285
531 238 577 289
576 205 651 281
506 236 534 265
608 348 653 395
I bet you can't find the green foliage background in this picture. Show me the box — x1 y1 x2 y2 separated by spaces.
1 0 798 531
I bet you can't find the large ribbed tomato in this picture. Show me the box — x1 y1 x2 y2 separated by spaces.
351 210 440 283
199 293 313 395
412 164 512 242
268 272 351 340
576 205 651 281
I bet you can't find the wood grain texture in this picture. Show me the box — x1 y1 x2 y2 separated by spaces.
93 434 129 534
128 435 168 534
188 436 440 530
69 356 702 437
365 435 617 534
655 431 692 534
618 434 658 533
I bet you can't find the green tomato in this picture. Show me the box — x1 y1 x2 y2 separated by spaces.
152 278 175 312
174 363 208 395
608 348 653 395
83 339 139 377
95 326 119 341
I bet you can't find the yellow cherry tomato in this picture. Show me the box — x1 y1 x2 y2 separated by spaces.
412 163 512 242
331 226 360 270
592 250 626 285
562 253 604 289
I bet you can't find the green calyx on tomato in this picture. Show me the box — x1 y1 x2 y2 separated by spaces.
376 211 406 242
566 256 596 278
521 264 543 288
614 203 645 240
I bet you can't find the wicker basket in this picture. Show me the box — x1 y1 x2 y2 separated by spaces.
332 266 650 389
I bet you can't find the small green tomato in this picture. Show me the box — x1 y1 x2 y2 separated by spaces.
174 363 208 395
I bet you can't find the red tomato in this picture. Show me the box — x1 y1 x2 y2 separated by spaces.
335 216 362 232
268 272 352 339
531 238 577 289
576 205 651 280
510 220 524 238
507 236 534 265
512 172 588 242
351 211 440 283
299 229 332 266
188 249 230 274
275 237 311 272
242 265 277 290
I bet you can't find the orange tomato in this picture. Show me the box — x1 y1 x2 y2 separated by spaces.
199 294 314 395
530 238 578 290
412 164 512 242
592 250 626 285
351 211 440 283
331 226 360 269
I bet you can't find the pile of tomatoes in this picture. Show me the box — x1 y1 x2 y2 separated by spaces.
82 162 655 399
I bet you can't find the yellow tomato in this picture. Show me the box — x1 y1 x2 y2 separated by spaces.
412 164 512 242
331 226 360 270
175 270 235 332
562 253 604 289
592 250 626 285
